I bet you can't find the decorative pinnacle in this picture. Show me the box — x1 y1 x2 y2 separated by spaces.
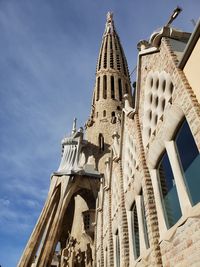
105 11 114 34
107 11 113 23
71 118 77 135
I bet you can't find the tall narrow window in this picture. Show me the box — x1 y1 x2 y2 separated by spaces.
131 203 140 259
103 75 107 99
119 43 127 76
98 133 104 152
111 76 115 99
103 38 108 69
110 36 114 69
115 230 120 267
175 119 200 205
141 191 150 249
158 151 182 228
118 78 122 101
103 110 106 117
96 77 100 101
98 43 103 70
116 54 121 70
114 35 118 50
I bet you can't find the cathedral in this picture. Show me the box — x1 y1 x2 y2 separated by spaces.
18 11 200 267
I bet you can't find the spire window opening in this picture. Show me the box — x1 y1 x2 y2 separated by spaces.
110 37 114 68
122 58 127 76
96 77 100 101
111 76 115 99
119 45 127 76
116 54 121 71
110 36 113 50
103 39 108 69
118 78 122 101
114 36 118 51
98 44 103 71
103 75 107 99
110 51 114 68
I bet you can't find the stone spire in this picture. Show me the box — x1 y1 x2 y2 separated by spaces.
86 12 132 150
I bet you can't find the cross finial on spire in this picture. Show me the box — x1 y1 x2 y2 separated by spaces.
71 118 77 135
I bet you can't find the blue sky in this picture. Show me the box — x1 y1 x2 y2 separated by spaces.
0 1 199 266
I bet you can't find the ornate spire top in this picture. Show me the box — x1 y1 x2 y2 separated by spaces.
71 118 77 135
105 11 115 35
107 11 113 23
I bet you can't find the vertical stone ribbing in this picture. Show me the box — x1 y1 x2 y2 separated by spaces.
108 186 114 267
100 211 104 267
118 159 130 266
134 114 162 267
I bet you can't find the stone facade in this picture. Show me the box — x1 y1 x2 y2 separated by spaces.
18 14 200 267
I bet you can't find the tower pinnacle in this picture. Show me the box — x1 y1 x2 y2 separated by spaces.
105 11 115 35
86 12 132 152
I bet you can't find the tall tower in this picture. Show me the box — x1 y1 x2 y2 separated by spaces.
18 12 132 267
86 12 132 155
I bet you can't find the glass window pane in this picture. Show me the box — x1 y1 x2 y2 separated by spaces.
158 152 182 228
176 120 200 205
141 191 150 249
131 204 140 258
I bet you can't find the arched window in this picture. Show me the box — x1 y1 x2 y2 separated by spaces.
96 77 100 101
158 150 182 228
103 110 106 117
175 119 200 205
103 75 107 99
98 133 104 152
111 76 115 99
118 78 122 101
